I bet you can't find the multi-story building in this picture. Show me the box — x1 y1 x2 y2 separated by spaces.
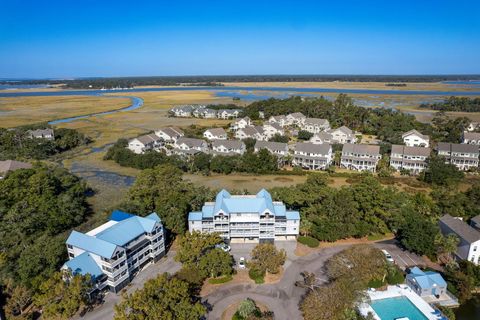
268 115 288 127
203 128 228 140
188 189 300 243
127 134 163 154
64 211 165 293
328 126 357 144
292 142 332 170
212 140 246 156
230 117 252 131
217 109 240 119
173 137 209 156
439 214 480 265
389 145 431 174
301 118 331 134
262 123 285 140
0 160 32 179
340 144 381 172
402 130 430 148
286 112 306 126
437 142 479 171
170 105 195 117
235 126 266 141
154 127 184 144
309 132 333 144
27 128 55 140
463 131 480 148
254 141 289 158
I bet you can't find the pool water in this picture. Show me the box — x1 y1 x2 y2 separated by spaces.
371 296 428 320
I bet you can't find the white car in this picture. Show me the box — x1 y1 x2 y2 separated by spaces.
215 243 231 252
238 257 246 269
382 249 394 263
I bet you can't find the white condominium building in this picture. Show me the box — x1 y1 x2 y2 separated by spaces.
188 189 300 243
64 211 165 293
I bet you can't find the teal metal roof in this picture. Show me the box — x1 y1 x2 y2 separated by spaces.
145 212 161 222
273 204 286 216
67 231 117 258
189 212 203 221
96 215 158 246
407 267 447 289
110 210 133 221
64 252 103 279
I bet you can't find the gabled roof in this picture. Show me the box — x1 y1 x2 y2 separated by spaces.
212 139 245 150
295 142 331 154
205 128 227 136
407 267 447 289
64 252 103 278
133 134 162 145
288 112 306 119
438 142 479 154
330 126 353 135
264 123 283 131
310 132 333 142
286 211 300 220
342 143 380 156
304 118 330 126
67 231 118 258
110 210 134 222
255 141 288 153
391 145 431 157
28 128 54 137
0 160 32 174
402 129 429 140
157 127 184 138
440 214 480 244
464 131 480 140
95 215 158 246
176 137 207 148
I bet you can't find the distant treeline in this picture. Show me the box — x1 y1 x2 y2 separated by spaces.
420 96 480 112
2 75 480 89
385 83 407 87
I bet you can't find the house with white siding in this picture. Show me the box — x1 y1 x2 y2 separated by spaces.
328 126 357 144
64 210 165 293
217 109 240 119
211 140 246 156
235 126 266 141
286 112 306 126
262 123 285 139
439 214 480 265
188 189 300 243
154 127 184 144
170 105 195 117
340 144 381 172
309 132 333 144
463 131 480 148
193 107 217 118
402 130 430 148
203 128 228 140
437 142 479 171
268 115 288 127
254 141 289 158
301 118 331 133
173 137 209 156
128 134 163 154
292 142 332 170
27 128 55 140
230 117 252 131
390 145 430 174
467 122 480 132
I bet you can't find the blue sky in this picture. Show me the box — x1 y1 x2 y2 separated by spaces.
1 0 479 78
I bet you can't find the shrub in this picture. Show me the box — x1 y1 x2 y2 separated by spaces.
249 267 265 284
386 266 404 285
367 278 385 288
208 275 233 284
298 236 320 248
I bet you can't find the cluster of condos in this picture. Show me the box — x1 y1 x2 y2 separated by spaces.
61 190 299 293
128 106 480 173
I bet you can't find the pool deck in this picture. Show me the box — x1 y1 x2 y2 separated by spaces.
358 285 444 320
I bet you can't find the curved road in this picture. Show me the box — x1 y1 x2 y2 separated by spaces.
204 245 350 320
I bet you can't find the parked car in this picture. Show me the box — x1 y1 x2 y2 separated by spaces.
382 249 394 263
238 257 246 269
215 243 231 252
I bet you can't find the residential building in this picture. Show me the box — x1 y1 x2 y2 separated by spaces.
340 144 381 172
309 132 333 144
471 215 480 232
389 145 430 174
462 131 480 148
211 140 246 156
286 112 306 126
203 128 227 140
193 107 216 118
328 126 357 144
268 115 287 127
127 134 163 154
301 118 331 133
402 130 430 148
262 123 285 139
230 117 252 131
188 189 300 243
64 211 165 293
437 142 479 171
406 267 447 297
0 160 32 179
173 137 209 155
154 127 184 144
439 214 480 265
170 105 195 117
235 126 265 141
217 109 240 119
292 142 332 170
254 141 289 158
27 128 55 140
467 122 480 132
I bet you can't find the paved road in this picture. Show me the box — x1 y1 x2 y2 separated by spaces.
77 250 181 320
374 240 427 270
204 245 350 320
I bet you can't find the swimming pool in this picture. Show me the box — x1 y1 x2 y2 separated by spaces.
371 296 428 320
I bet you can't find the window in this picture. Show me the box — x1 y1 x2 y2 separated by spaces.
69 253 74 258
67 244 73 249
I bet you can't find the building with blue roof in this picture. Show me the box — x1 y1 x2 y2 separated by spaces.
63 211 165 293
406 267 447 297
188 189 300 243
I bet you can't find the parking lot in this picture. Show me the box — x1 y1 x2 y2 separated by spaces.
374 240 427 270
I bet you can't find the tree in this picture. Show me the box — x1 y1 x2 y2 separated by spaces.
250 243 286 274
297 130 314 141
198 248 233 278
422 155 464 186
269 134 289 143
435 233 460 263
114 273 205 320
237 298 258 319
124 165 213 234
175 231 223 265
34 271 92 320
397 212 439 258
